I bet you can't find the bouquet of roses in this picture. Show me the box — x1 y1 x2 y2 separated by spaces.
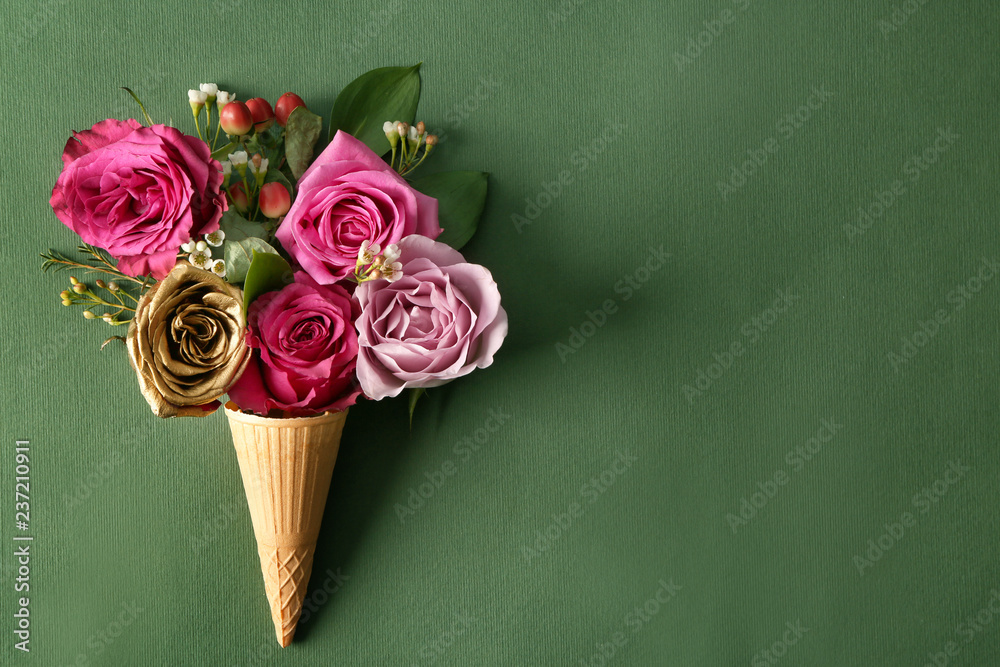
42 65 506 646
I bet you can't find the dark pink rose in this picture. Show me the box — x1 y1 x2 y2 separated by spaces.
228 273 360 416
275 130 441 284
355 235 507 400
50 119 226 279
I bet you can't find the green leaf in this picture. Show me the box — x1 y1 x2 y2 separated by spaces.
411 171 489 249
329 64 421 153
241 250 292 319
121 87 153 126
211 141 238 162
219 209 268 242
408 388 426 428
285 106 324 180
264 166 295 198
224 238 279 284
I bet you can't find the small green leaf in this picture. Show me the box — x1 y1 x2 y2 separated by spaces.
264 166 295 198
242 250 292 319
211 141 238 162
411 171 489 249
121 87 153 126
408 388 426 428
285 106 324 180
329 64 421 153
225 238 279 284
219 209 268 242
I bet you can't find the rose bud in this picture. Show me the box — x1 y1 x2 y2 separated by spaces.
219 100 253 136
258 182 291 219
275 92 307 127
245 97 275 132
228 182 249 213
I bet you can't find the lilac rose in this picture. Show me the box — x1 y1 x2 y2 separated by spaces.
275 130 441 284
354 235 507 400
50 118 226 279
227 273 361 416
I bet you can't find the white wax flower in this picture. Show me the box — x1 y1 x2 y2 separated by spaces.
382 261 403 283
382 244 400 263
205 230 225 247
358 240 381 264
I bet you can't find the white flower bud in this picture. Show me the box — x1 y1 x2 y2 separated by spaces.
199 83 219 97
228 151 248 166
383 244 400 263
216 91 234 107
188 89 208 104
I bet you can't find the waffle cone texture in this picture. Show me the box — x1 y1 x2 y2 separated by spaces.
224 402 347 647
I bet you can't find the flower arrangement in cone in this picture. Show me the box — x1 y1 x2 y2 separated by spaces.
42 66 507 646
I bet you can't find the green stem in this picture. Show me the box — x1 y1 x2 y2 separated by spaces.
84 290 136 312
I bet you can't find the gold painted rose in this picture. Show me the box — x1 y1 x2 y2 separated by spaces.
126 262 249 417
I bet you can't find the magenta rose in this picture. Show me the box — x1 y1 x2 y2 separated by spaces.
228 273 360 416
50 119 226 279
354 235 507 400
275 130 441 284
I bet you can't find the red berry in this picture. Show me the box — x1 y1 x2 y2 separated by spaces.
228 182 249 213
245 97 274 133
258 182 291 219
219 101 253 136
274 93 307 127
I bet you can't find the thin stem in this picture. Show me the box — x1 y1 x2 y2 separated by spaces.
212 113 223 151
44 256 145 285
85 290 136 312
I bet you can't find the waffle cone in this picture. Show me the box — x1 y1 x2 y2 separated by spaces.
224 401 347 647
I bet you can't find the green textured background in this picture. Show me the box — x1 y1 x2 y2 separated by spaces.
2 1 999 665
